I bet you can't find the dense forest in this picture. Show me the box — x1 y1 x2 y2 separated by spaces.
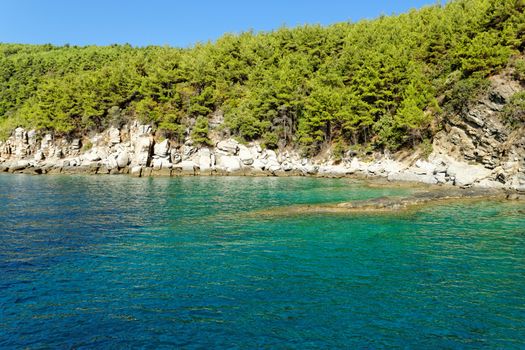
0 0 524 156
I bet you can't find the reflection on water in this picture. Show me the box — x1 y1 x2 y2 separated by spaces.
0 174 524 349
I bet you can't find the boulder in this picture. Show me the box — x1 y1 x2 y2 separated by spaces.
70 139 81 151
85 151 101 162
238 145 254 165
130 166 142 177
116 151 130 168
34 151 45 162
179 160 197 172
154 157 172 170
171 149 182 164
133 137 152 166
182 145 197 159
198 148 213 170
319 165 350 176
267 164 281 173
252 159 266 171
281 161 293 172
216 155 242 172
414 159 436 175
41 134 53 149
216 140 239 155
108 127 121 144
106 157 119 170
153 139 170 157
447 161 491 187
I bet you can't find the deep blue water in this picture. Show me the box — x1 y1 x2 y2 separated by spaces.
1 174 524 349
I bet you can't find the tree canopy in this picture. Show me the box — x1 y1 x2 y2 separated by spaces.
0 0 523 153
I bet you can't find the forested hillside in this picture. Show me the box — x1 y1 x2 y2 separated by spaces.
0 0 523 156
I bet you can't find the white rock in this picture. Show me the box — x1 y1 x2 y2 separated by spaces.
262 149 278 161
179 160 197 172
282 162 293 171
182 145 197 159
96 148 109 161
319 164 350 175
414 159 436 175
252 159 266 170
152 158 163 170
131 166 142 176
434 173 448 184
267 164 281 173
34 151 45 162
216 155 242 172
153 139 170 157
198 148 212 170
216 139 239 155
171 149 182 164
14 127 27 142
349 158 367 172
447 162 491 187
85 152 101 162
388 172 438 185
477 179 505 189
108 127 121 144
133 137 152 166
238 145 254 165
16 160 30 168
41 134 53 149
116 151 129 168
106 157 119 170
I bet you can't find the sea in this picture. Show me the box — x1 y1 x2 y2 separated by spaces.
1 174 524 349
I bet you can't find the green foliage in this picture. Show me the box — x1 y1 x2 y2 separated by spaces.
332 138 347 162
262 131 279 150
420 138 434 159
443 75 491 113
81 140 93 152
191 116 212 146
512 57 525 82
503 92 525 127
0 0 521 152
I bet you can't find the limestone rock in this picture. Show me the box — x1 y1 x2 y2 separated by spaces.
130 166 142 177
171 149 182 164
179 160 197 172
216 155 241 172
108 127 121 144
153 139 170 157
446 161 491 187
388 172 438 185
198 148 213 171
133 137 152 166
216 139 239 155
116 151 130 168
238 145 254 165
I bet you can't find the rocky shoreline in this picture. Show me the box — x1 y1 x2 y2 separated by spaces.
0 120 524 194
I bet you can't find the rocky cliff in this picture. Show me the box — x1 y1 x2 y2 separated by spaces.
0 75 523 192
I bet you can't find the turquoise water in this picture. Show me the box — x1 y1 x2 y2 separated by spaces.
1 174 524 349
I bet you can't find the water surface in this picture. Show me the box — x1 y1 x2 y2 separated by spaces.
1 174 524 348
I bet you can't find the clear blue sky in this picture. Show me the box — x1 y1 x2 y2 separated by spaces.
0 0 439 47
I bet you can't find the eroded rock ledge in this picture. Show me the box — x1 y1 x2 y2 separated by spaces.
253 186 524 216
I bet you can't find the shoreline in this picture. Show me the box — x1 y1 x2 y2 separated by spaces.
2 124 524 194
2 163 524 204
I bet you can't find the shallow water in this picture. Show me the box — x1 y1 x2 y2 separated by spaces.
1 174 524 349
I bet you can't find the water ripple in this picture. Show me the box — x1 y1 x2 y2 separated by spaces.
1 174 524 349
